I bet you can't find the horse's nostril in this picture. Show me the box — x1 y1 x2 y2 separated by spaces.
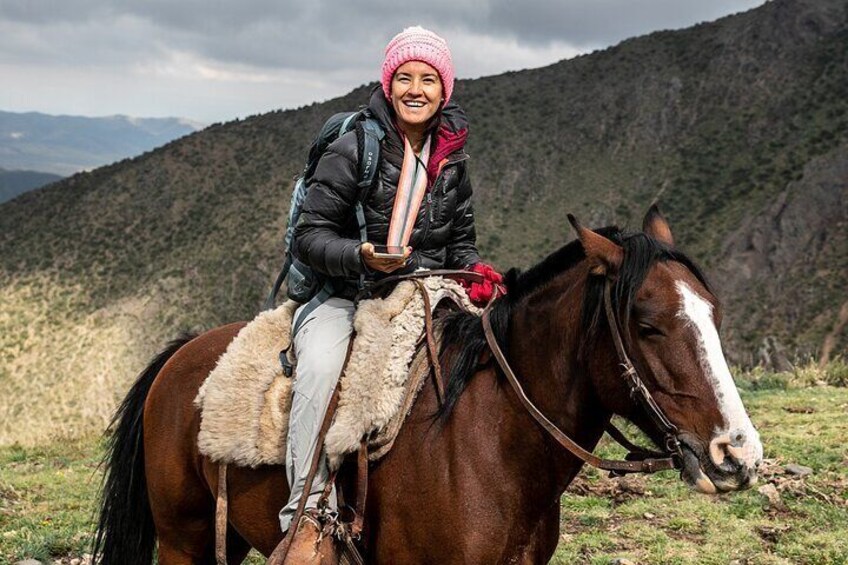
709 432 751 470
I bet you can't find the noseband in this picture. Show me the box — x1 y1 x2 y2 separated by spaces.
482 278 683 475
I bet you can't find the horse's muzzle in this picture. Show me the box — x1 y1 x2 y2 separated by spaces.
677 433 760 494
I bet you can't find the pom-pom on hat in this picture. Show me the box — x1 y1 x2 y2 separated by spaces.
381 26 455 105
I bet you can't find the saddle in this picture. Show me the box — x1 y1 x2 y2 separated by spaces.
196 272 483 565
194 275 479 469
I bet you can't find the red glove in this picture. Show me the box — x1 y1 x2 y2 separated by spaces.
461 262 506 305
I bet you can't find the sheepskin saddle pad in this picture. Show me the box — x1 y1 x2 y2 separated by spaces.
194 275 480 469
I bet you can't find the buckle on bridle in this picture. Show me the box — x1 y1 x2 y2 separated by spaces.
665 435 682 456
623 366 646 399
620 362 638 380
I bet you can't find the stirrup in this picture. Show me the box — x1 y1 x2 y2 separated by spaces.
270 510 338 565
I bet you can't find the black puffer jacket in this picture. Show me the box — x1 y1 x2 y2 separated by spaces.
293 87 480 294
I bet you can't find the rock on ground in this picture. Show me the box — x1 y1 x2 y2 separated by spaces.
785 463 813 477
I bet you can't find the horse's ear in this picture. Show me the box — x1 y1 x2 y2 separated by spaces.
642 204 674 247
567 214 623 276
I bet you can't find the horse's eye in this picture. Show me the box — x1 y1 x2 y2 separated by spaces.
638 322 663 337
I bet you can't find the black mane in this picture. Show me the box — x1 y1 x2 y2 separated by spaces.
437 226 710 418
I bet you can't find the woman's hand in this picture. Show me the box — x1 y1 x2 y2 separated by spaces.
460 262 506 305
360 242 412 274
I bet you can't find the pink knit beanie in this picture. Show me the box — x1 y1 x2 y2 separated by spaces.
381 26 455 105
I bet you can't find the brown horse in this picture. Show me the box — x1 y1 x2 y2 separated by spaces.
93 207 762 564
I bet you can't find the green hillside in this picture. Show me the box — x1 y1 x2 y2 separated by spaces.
1 0 846 444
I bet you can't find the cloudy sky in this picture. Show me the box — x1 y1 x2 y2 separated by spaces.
0 0 765 124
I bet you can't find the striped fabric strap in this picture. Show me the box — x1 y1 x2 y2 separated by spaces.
387 135 431 248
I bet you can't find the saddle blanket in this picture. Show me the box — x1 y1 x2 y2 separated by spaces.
194 276 480 469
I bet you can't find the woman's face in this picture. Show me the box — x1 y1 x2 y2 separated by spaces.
390 61 443 131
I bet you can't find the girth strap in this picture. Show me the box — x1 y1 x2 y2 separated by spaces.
352 438 368 538
413 279 446 405
215 463 228 565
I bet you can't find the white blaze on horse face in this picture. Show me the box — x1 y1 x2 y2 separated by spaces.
676 281 763 471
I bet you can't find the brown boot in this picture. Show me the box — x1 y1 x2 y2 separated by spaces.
279 512 338 565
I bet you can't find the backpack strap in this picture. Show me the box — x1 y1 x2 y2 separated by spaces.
353 118 383 236
263 255 292 311
354 116 384 289
291 279 335 338
358 117 383 190
340 112 359 138
264 113 385 312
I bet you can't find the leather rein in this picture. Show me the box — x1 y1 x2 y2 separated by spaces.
482 279 682 475
360 270 683 475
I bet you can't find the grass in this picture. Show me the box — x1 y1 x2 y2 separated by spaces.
0 440 102 563
551 385 848 565
735 358 848 390
1 381 847 564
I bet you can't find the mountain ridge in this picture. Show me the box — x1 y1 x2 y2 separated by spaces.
0 167 64 203
1 0 846 444
0 110 205 176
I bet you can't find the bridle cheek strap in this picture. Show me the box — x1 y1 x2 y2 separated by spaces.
601 281 683 457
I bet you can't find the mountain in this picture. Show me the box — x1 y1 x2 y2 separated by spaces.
0 168 63 203
1 0 846 445
0 111 204 176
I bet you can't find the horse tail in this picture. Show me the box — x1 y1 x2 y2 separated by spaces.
92 333 196 565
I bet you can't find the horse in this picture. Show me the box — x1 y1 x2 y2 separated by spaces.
93 206 763 564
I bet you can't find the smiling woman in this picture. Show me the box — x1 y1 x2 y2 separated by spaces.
269 24 505 563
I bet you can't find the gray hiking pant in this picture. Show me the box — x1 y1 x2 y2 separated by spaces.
279 297 355 533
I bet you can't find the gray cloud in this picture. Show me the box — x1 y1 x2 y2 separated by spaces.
0 0 765 122
0 0 104 23
483 0 764 46
2 1 764 70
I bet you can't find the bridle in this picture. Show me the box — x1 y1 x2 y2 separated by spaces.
600 281 684 460
481 278 682 475
360 270 684 476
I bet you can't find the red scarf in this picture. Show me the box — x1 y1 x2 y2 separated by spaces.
426 124 468 188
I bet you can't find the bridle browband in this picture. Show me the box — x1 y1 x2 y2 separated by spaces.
361 270 684 476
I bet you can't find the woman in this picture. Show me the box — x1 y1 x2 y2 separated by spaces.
280 25 503 559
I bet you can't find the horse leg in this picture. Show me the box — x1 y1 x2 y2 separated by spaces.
157 521 252 565
150 416 279 565
144 324 248 564
146 400 217 565
226 526 253 564
513 502 561 564
148 463 218 564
